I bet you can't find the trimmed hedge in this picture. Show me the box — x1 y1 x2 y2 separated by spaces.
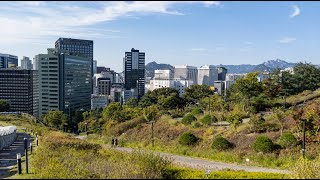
178 132 198 146
181 113 197 125
211 136 233 151
252 135 274 153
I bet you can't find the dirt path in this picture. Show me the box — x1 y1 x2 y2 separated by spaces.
0 133 32 179
76 135 289 174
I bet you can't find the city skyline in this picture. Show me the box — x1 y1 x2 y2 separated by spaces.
1 1 319 72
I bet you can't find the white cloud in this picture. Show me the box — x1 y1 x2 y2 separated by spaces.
290 5 300 18
0 1 220 45
278 37 296 44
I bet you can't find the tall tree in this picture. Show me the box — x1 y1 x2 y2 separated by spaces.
43 110 68 130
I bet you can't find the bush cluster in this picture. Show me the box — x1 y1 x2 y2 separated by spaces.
211 136 233 151
181 113 197 125
178 132 199 146
278 133 298 148
252 135 274 153
200 114 218 125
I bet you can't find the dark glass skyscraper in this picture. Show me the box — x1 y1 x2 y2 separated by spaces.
0 69 38 116
123 48 145 100
0 53 18 68
55 38 93 93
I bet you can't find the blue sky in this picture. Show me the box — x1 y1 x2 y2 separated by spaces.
0 1 319 72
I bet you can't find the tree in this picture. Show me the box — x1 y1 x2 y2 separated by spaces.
102 102 124 122
143 105 159 122
43 110 68 130
0 100 10 112
199 94 225 112
139 88 180 108
125 98 139 108
272 107 286 136
183 84 215 104
231 72 263 100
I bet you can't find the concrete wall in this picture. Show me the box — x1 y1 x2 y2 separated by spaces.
0 126 17 150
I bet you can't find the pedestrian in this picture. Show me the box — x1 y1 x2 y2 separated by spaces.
111 138 114 148
115 138 118 147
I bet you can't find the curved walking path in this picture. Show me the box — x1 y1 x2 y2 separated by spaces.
0 133 32 179
76 135 290 174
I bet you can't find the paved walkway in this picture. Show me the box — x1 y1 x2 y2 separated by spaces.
0 133 31 179
76 135 289 174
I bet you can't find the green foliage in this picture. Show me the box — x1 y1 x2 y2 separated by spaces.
211 136 233 151
143 105 158 122
166 167 288 179
0 99 10 112
199 95 225 112
178 132 199 146
252 135 274 153
43 110 68 130
200 114 217 125
102 102 123 122
183 84 215 104
249 114 266 133
191 107 203 115
278 132 298 148
139 88 184 109
110 116 146 136
169 109 185 118
31 132 173 179
290 157 320 179
229 72 263 100
125 98 139 108
191 121 202 128
181 113 197 125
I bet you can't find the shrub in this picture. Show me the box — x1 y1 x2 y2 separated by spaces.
252 135 274 153
211 136 233 151
200 114 217 125
169 109 185 118
191 107 203 116
178 132 198 146
278 132 298 148
181 113 197 125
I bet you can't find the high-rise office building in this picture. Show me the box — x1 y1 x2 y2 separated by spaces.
174 65 198 84
55 38 93 93
37 48 91 119
198 65 218 86
33 56 39 70
93 60 97 75
21 56 33 70
217 67 228 81
97 66 107 73
123 48 145 99
154 69 173 80
0 53 18 68
97 77 111 95
0 69 38 116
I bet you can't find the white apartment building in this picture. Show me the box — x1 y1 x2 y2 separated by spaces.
154 69 173 80
149 78 193 96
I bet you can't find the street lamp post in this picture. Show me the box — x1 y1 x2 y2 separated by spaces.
302 118 306 158
146 121 155 147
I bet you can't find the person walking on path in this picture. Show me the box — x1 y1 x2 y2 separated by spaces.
111 138 114 148
115 138 118 147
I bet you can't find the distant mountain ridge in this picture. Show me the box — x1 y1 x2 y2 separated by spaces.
145 59 297 77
